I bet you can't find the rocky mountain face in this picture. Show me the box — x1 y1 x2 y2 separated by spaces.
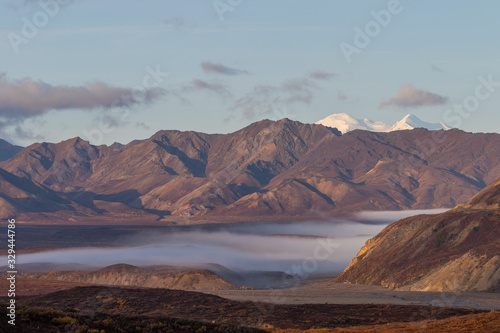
336 175 500 292
1 119 500 222
0 167 92 218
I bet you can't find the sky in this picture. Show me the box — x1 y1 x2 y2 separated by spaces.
1 0 499 146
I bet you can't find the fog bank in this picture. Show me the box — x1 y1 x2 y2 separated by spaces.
17 210 445 277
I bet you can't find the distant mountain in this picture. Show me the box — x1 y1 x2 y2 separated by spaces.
314 113 390 133
315 113 451 134
27 264 237 291
1 119 500 222
388 114 451 132
0 138 23 162
336 175 500 292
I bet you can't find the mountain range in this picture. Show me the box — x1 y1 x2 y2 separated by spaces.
1 118 500 223
316 113 451 134
336 174 500 292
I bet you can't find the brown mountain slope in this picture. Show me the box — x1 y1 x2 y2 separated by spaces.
461 176 500 210
335 175 500 292
1 137 104 191
2 119 500 222
0 167 93 219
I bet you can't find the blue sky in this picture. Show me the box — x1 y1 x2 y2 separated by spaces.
1 0 499 146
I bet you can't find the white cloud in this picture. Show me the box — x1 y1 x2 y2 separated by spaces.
379 84 448 108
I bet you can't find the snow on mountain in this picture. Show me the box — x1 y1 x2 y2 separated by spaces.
316 113 451 134
314 113 390 133
388 114 451 132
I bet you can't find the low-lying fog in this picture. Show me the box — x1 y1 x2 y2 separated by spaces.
18 209 447 278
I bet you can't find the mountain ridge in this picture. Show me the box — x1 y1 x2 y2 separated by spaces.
1 119 500 223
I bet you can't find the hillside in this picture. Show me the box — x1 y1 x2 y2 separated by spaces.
25 264 238 291
336 175 500 292
0 167 92 219
1 119 500 222
11 286 483 332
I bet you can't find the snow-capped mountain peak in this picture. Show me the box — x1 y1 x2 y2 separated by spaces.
315 113 451 134
314 113 375 133
389 114 451 132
